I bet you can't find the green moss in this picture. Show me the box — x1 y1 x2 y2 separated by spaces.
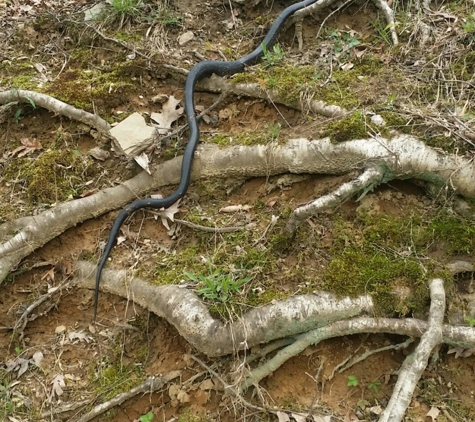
177 409 207 422
205 125 282 147
323 111 369 143
4 150 93 204
379 111 413 134
247 287 289 306
43 65 138 112
0 60 38 90
450 51 475 81
421 214 475 255
322 245 428 315
94 362 144 401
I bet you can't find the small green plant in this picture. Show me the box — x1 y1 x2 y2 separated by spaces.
386 92 397 108
185 270 251 302
261 42 284 68
368 380 381 393
371 18 396 45
266 123 281 142
157 9 183 27
3 95 36 123
462 14 475 37
347 375 359 387
466 317 475 328
330 30 360 57
139 412 154 422
110 0 142 14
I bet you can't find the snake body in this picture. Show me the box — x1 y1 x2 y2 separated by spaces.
93 0 318 319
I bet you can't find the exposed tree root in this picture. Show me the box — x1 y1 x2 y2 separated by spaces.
74 261 475 358
380 278 445 421
0 89 110 132
74 260 373 357
2 132 474 284
286 165 385 232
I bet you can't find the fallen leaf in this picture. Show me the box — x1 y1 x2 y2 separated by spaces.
369 405 383 415
50 374 65 398
426 406 440 421
276 411 290 422
154 200 181 230
88 147 110 161
134 152 151 174
150 95 183 134
5 357 30 377
41 267 55 281
447 346 475 358
32 351 44 368
291 413 306 422
55 325 66 334
312 416 332 422
340 61 354 70
68 331 93 344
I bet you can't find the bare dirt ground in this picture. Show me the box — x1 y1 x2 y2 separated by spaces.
1 0 475 421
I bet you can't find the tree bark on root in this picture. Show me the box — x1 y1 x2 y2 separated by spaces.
2 135 474 284
74 261 475 360
74 260 374 357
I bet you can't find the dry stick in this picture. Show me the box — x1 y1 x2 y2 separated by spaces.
379 278 446 422
41 400 89 418
286 165 385 233
13 277 78 338
174 219 247 233
74 371 181 422
337 338 413 375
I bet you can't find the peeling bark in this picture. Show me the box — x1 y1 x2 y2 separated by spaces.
74 260 374 357
2 136 475 283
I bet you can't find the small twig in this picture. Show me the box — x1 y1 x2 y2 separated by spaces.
159 92 228 145
75 371 181 422
337 338 413 374
253 215 278 245
13 277 77 338
41 400 89 418
245 337 296 365
174 218 247 233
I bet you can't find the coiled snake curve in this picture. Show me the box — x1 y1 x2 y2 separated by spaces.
93 0 319 320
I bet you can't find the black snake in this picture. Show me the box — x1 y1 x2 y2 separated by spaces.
93 0 319 319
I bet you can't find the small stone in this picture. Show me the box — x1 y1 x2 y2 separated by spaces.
178 31 194 46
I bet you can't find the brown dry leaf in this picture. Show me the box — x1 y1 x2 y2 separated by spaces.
5 357 30 377
276 411 290 422
50 374 65 398
41 267 55 282
447 346 475 358
88 147 110 161
426 406 440 421
68 331 93 344
32 351 44 368
150 95 183 134
154 200 181 230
